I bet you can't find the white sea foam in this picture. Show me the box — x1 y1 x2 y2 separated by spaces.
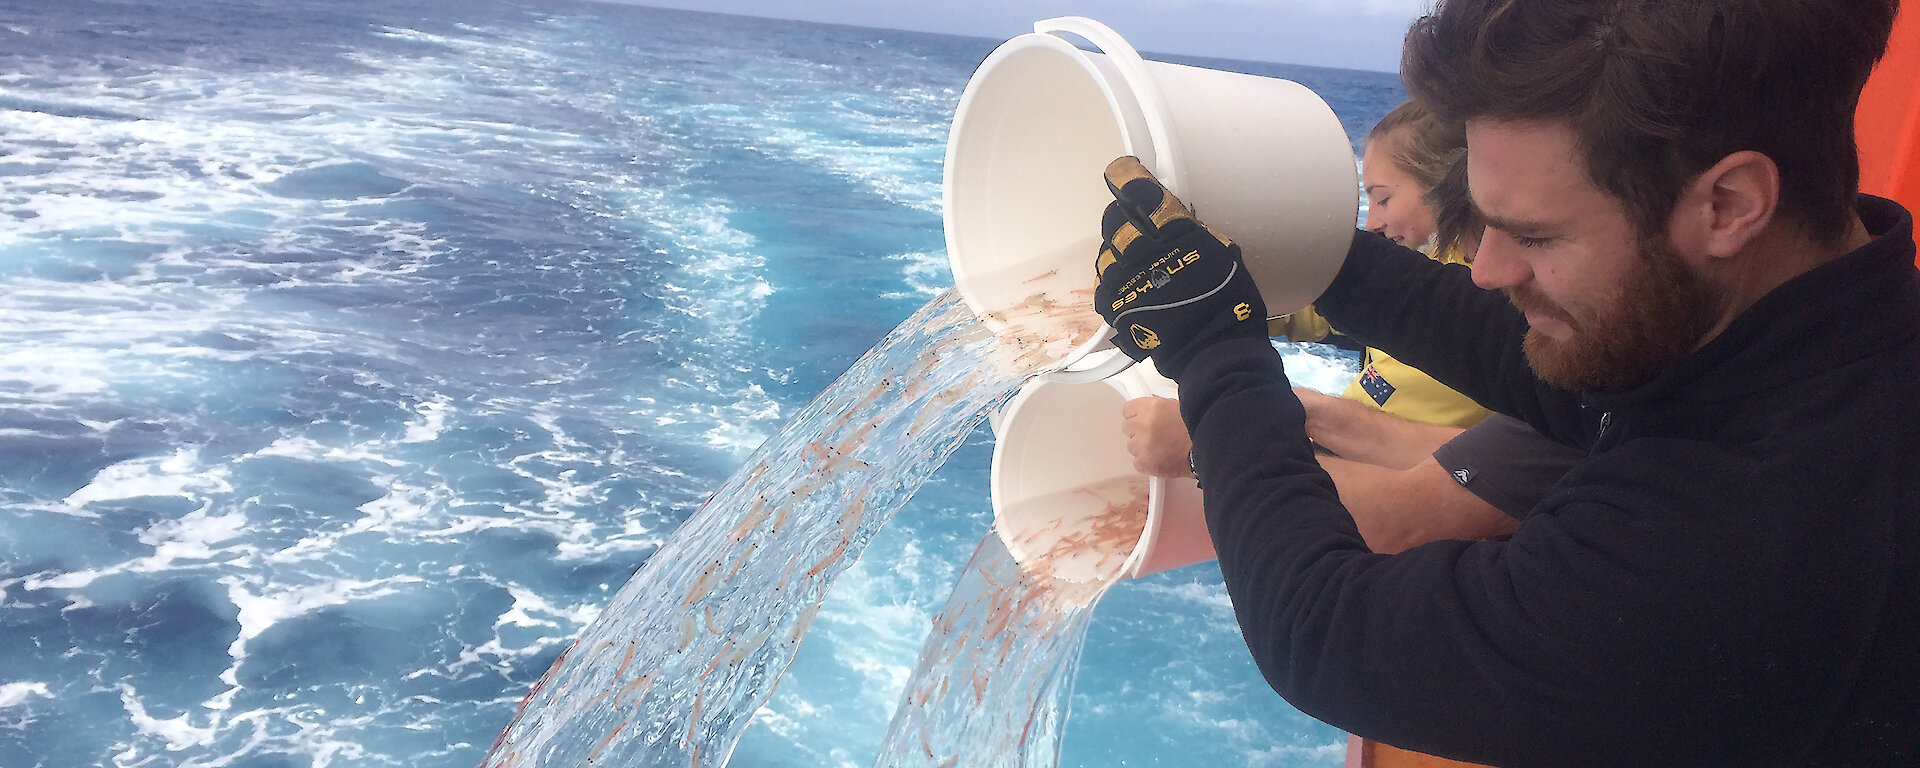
813 539 942 716
610 186 785 455
264 474 448 565
702 384 782 454
223 575 418 643
13 549 108 600
0 682 51 709
553 533 662 561
400 396 451 442
0 346 113 398
1129 578 1237 612
207 573 428 737
0 63 472 294
1355 154 1370 225
1277 341 1364 394
353 481 434 528
885 250 953 299
136 507 250 566
493 582 599 632
0 274 255 402
251 436 400 467
64 449 230 509
29 489 248 593
751 705 805 739
753 121 945 214
118 683 218 750
373 26 464 47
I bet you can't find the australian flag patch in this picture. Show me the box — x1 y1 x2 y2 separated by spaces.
1358 365 1394 406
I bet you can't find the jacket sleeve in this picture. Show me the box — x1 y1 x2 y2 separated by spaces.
1311 229 1591 446
1176 340 1860 766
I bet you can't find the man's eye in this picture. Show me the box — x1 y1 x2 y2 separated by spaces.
1515 235 1549 248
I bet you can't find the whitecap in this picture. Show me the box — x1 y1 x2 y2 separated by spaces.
64 449 230 510
1276 340 1364 394
135 507 250 567
221 574 422 645
882 250 952 300
0 682 51 709
399 396 451 443
118 683 218 751
1128 578 1237 612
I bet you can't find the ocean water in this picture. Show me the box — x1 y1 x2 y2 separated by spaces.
874 533 1107 768
0 1 1403 766
482 290 1057 767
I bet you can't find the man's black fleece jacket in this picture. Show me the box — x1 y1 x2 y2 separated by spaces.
1175 196 1920 767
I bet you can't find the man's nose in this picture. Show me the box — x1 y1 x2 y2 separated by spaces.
1471 232 1530 290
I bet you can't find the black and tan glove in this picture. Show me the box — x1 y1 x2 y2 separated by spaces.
1093 156 1267 379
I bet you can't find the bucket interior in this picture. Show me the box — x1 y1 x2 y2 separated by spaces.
946 37 1128 353
992 379 1151 584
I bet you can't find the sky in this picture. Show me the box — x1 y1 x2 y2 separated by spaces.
601 0 1429 72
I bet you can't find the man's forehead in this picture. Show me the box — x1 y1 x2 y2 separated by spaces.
1464 120 1584 179
1465 120 1595 229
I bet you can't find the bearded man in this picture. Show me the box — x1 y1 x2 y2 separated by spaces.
1089 0 1919 764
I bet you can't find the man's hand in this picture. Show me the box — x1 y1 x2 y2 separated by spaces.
1093 156 1267 379
1120 396 1193 478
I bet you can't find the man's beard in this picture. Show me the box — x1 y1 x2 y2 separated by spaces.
1507 235 1726 391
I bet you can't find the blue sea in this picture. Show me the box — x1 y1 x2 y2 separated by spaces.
0 1 1405 765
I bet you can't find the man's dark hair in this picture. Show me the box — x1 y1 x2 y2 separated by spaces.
1402 0 1900 244
1424 147 1479 256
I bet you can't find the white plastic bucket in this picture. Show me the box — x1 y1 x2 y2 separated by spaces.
945 17 1358 383
990 355 1217 583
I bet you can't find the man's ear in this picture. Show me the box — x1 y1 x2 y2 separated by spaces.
1670 150 1779 262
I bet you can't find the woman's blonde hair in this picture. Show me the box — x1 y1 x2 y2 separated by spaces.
1367 100 1465 202
1367 100 1477 253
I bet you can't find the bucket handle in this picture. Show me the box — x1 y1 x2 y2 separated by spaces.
1034 16 1184 196
1030 17 1182 387
1044 344 1136 384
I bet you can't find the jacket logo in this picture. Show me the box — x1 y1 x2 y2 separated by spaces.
1130 324 1161 350
1111 250 1201 311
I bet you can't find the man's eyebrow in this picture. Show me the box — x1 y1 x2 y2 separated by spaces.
1469 194 1551 237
